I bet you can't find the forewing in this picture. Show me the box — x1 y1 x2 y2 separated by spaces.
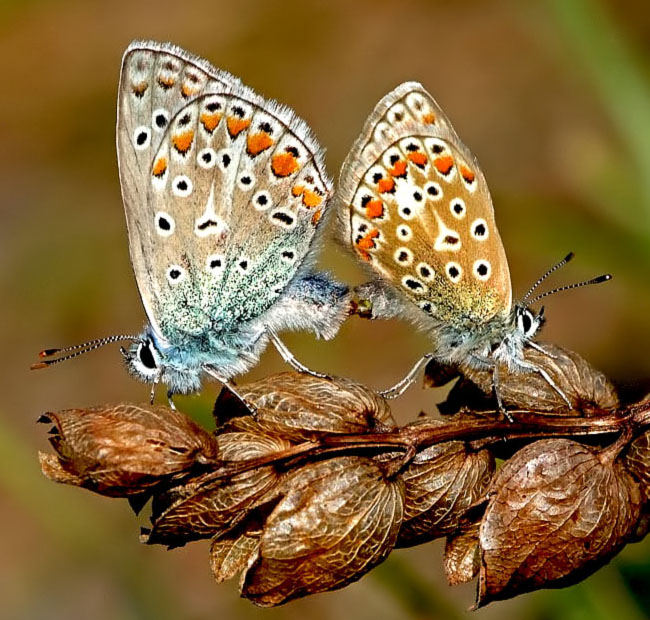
126 79 330 340
117 41 240 337
338 82 512 325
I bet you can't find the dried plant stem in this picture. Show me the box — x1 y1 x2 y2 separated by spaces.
206 403 650 484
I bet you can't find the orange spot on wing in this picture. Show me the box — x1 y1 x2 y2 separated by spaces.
181 84 197 98
132 81 148 97
152 157 167 177
311 209 322 226
227 117 251 137
422 112 436 124
172 130 194 154
365 199 384 219
271 152 299 177
407 152 428 167
377 177 395 193
302 189 323 208
246 132 274 156
356 229 380 261
434 155 454 175
389 160 408 177
460 165 476 183
200 112 222 133
292 185 305 197
157 76 175 89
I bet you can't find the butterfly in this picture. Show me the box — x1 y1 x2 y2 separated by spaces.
337 82 610 410
33 41 350 403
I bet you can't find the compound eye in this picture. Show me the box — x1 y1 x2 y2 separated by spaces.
137 342 157 369
518 309 534 335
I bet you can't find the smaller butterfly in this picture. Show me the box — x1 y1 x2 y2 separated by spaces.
32 41 350 406
336 82 610 411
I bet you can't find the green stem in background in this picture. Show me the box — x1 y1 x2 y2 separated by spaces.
373 555 464 620
546 0 650 231
531 564 648 620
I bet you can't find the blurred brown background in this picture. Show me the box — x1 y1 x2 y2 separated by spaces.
2 0 650 618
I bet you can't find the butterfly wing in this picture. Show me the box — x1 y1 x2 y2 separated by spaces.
118 41 242 339
338 82 512 327
118 42 331 344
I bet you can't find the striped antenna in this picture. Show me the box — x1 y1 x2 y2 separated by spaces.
528 274 612 305
31 334 138 370
521 252 575 304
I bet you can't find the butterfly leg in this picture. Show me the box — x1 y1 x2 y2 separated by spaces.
519 359 572 409
267 328 328 379
527 340 560 360
203 367 258 416
167 390 177 411
491 364 513 422
379 353 433 399
468 354 514 421
149 376 161 405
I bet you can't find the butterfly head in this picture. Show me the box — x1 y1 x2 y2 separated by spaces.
513 304 545 341
510 252 611 348
123 336 161 382
122 330 202 395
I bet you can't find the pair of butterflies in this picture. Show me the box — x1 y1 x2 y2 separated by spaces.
35 41 609 408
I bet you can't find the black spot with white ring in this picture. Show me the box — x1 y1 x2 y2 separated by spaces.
154 211 175 237
425 182 443 201
473 259 492 282
450 198 466 219
206 254 225 276
471 218 489 241
152 109 169 130
166 265 186 284
253 190 271 210
402 275 427 293
133 126 151 150
172 175 193 197
446 262 463 283
198 147 217 169
281 249 296 265
396 224 412 241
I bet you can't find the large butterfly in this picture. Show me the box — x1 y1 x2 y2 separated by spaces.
35 41 350 401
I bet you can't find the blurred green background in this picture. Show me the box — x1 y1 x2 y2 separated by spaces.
2 0 650 618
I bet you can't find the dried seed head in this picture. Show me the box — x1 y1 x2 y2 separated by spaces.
398 423 494 546
38 403 220 496
477 439 642 606
215 372 395 439
241 457 404 606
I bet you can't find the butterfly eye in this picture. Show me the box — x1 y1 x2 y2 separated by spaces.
517 309 536 336
137 342 157 370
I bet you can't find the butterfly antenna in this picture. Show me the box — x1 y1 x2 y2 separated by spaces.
528 274 612 305
521 252 575 304
31 334 138 370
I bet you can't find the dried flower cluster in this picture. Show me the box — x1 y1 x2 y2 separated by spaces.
39 344 650 607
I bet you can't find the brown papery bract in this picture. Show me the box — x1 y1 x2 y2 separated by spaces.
215 372 395 440
477 438 642 606
143 432 291 547
444 520 482 586
397 421 494 546
242 456 404 606
39 403 220 497
37 358 650 608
